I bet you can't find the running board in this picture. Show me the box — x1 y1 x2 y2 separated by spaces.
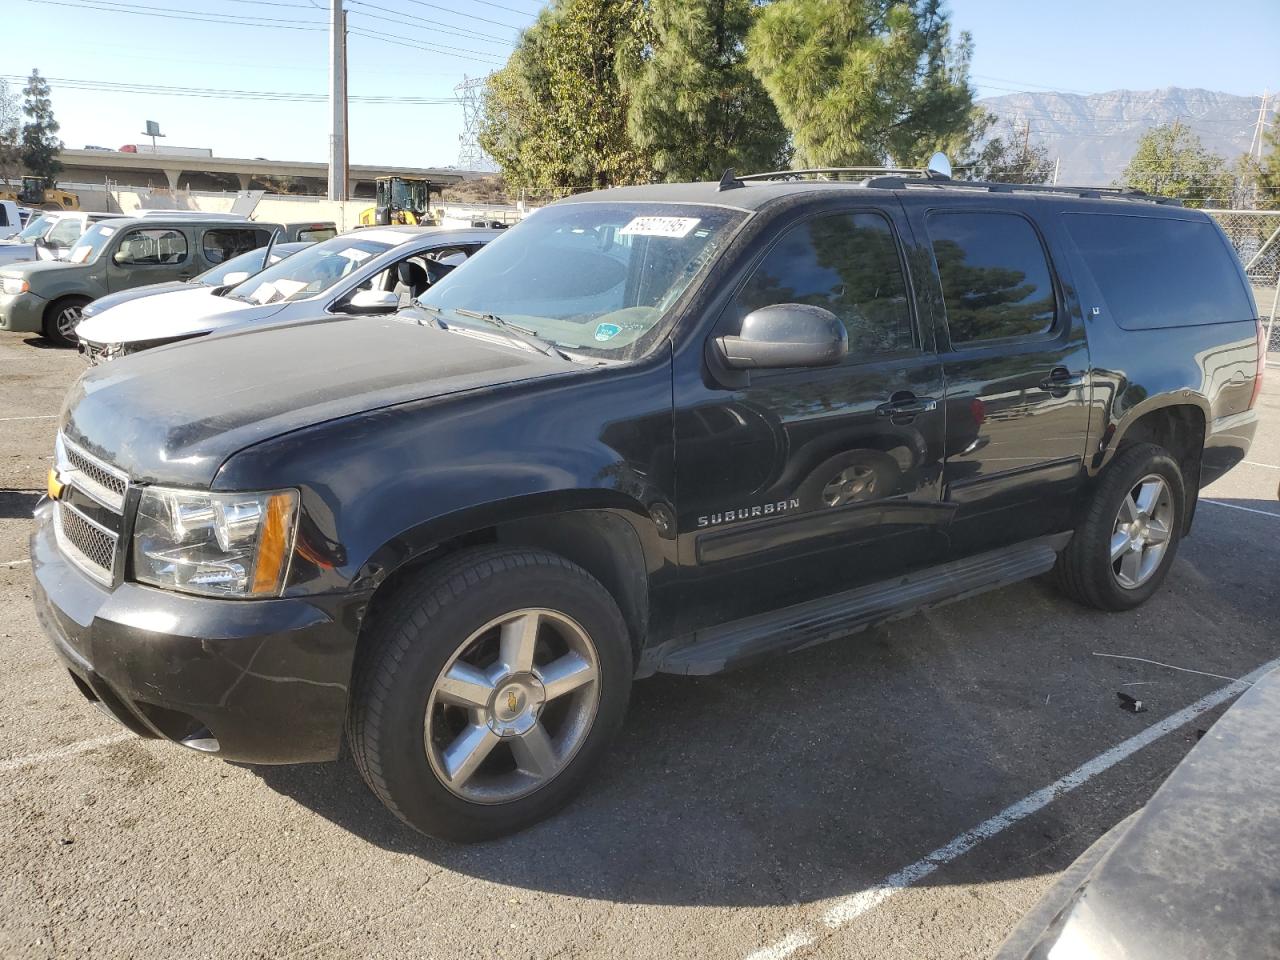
653 534 1070 677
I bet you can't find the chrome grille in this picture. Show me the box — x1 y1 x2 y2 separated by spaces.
54 501 118 585
60 436 128 511
54 434 129 584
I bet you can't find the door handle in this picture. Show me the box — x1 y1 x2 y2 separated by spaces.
1040 367 1085 391
875 394 938 418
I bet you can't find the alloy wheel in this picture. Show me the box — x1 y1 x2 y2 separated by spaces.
424 608 601 804
56 304 83 341
1110 474 1175 589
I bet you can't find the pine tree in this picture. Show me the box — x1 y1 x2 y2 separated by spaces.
621 0 789 181
478 0 652 193
746 0 978 168
21 69 63 188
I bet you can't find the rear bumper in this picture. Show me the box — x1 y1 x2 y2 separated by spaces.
30 502 365 764
0 291 47 333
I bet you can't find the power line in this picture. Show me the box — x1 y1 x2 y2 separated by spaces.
0 73 462 105
398 0 529 31
346 0 517 45
349 28 506 65
19 0 326 30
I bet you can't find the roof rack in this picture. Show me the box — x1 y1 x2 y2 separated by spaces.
738 166 926 182
862 176 1183 206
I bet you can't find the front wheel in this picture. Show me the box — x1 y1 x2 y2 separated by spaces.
1055 442 1185 611
347 547 632 841
43 296 90 347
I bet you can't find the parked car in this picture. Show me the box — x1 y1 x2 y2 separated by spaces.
0 200 22 240
75 226 498 361
77 240 312 324
995 666 1280 960
0 210 127 266
0 213 281 344
31 168 1263 842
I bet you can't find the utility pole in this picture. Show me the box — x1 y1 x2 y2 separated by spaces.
1250 90 1269 160
327 0 349 201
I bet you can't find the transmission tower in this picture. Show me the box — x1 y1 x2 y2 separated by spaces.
455 75 493 172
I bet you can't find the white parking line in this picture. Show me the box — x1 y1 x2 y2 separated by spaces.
1243 460 1279 470
0 414 57 422
744 654 1280 960
1202 499 1280 519
0 732 134 775
2 558 31 567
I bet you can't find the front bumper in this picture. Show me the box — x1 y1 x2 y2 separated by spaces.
0 290 47 333
30 502 365 764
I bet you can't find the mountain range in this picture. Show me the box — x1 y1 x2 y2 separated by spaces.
976 87 1264 185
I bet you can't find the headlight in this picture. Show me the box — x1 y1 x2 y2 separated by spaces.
132 486 299 598
2 277 29 295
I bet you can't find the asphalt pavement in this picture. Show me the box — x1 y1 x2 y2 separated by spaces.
1 331 1277 960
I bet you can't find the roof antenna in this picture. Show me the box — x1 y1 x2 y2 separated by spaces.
718 168 744 191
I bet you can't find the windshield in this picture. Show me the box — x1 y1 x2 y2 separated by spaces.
196 241 306 285
66 222 119 264
227 235 394 304
418 202 746 358
16 214 53 242
46 217 86 250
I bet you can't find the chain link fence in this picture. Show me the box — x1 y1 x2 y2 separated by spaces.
1207 210 1280 364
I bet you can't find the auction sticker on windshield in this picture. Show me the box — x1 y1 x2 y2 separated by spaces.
619 216 701 238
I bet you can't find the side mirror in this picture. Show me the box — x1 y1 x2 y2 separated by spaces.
715 303 848 369
341 288 400 315
221 271 250 286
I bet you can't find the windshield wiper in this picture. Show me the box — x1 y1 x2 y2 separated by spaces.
408 301 447 329
450 308 572 360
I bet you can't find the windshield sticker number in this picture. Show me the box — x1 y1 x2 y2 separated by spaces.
594 322 622 342
618 216 701 239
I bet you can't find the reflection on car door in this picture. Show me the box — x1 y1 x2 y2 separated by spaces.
906 201 1092 556
673 206 948 631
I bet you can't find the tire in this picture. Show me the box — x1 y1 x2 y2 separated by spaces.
797 449 902 510
1055 442 1185 611
42 296 91 347
347 546 632 842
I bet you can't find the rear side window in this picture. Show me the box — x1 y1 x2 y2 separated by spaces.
296 225 337 242
203 227 271 264
733 211 916 359
927 211 1057 345
1064 213 1254 329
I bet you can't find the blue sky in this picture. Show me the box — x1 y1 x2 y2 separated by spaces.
3 0 1277 169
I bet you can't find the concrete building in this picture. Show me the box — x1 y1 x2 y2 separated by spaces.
56 147 468 198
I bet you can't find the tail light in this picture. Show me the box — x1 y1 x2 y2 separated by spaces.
1250 318 1266 410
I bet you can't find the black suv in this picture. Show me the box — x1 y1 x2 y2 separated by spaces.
32 171 1264 840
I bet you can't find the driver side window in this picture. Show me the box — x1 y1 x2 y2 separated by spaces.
732 212 917 361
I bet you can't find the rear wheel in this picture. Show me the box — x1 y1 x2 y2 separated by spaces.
347 546 632 841
1055 442 1185 611
42 296 90 347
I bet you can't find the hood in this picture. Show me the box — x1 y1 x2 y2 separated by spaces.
81 280 193 318
0 243 39 266
75 286 282 344
61 315 571 487
0 258 85 283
